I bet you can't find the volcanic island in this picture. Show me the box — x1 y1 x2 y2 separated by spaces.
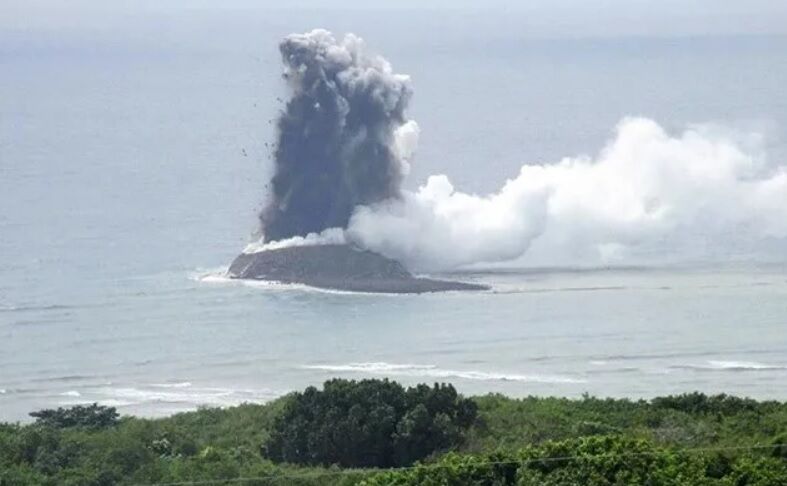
228 245 488 294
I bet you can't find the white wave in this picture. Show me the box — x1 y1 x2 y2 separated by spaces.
706 360 786 370
491 285 629 295
104 387 231 404
190 268 230 283
302 362 586 384
243 227 346 254
151 382 192 388
97 399 137 408
303 362 437 373
429 369 586 384
0 389 6 394
60 390 81 397
0 303 70 313
673 360 787 371
193 271 308 291
92 385 278 408
195 271 401 296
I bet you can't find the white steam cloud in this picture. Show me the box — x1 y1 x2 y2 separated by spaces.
393 120 421 175
346 117 787 271
244 227 346 254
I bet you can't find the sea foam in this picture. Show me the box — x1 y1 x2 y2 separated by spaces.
672 360 787 371
302 362 586 384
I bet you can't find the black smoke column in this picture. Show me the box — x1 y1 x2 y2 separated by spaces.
261 29 414 242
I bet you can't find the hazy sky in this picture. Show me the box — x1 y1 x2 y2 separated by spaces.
4 0 787 38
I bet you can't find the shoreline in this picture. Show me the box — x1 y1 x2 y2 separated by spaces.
5 386 787 425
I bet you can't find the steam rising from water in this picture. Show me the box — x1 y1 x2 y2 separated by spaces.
257 30 787 271
350 118 787 270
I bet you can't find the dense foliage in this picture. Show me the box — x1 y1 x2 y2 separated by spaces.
263 379 478 467
0 384 784 485
28 404 119 430
466 392 787 453
362 436 787 485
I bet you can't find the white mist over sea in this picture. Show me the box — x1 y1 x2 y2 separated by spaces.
2 6 787 421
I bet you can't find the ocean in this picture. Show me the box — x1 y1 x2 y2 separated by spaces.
2 7 787 422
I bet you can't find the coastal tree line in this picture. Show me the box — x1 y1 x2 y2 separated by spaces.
0 380 786 485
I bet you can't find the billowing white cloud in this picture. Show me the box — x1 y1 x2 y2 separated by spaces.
347 117 787 270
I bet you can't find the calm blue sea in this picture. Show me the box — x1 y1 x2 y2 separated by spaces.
2 8 787 421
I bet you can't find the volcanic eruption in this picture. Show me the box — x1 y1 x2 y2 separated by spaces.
228 29 486 293
231 30 787 288
260 29 412 242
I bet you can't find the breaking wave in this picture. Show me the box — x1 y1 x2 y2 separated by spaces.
56 383 280 410
0 303 72 313
301 362 586 384
193 268 408 296
672 360 787 371
151 382 193 389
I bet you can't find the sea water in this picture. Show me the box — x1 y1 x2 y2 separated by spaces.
2 9 787 421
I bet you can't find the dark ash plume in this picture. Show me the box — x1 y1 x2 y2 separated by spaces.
261 29 415 242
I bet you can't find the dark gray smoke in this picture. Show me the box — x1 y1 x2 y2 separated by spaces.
261 29 416 242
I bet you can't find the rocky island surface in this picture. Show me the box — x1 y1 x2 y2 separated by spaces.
228 244 488 293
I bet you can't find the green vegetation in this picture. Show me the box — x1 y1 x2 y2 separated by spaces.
28 404 120 430
362 436 787 485
264 379 477 468
0 381 785 485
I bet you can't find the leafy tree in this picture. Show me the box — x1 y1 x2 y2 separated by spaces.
263 379 478 467
29 404 119 429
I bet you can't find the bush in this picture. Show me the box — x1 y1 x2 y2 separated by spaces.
651 393 762 416
361 436 787 486
263 379 478 468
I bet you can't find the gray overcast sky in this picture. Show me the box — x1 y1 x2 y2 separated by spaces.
4 0 787 38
